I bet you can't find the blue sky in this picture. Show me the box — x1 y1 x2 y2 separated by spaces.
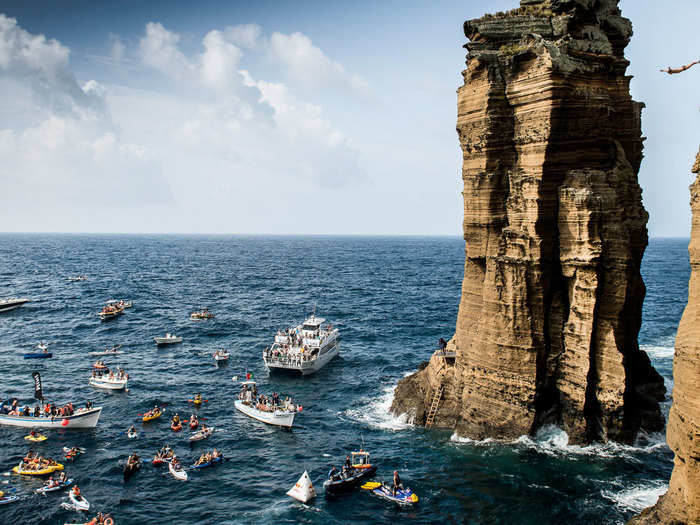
0 0 698 235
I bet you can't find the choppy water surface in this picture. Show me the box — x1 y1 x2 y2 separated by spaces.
0 235 687 524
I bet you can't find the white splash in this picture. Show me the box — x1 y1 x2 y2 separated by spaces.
342 381 414 431
640 344 675 360
449 433 496 446
601 482 667 512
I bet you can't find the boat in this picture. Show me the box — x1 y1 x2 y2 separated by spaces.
190 308 214 320
368 483 419 506
0 297 30 313
123 456 141 482
68 487 90 511
168 460 188 481
188 395 205 406
213 349 229 362
0 407 102 429
36 478 73 494
116 299 133 308
24 341 52 359
190 454 223 469
263 311 340 375
189 417 199 431
154 333 183 345
142 408 164 422
89 345 123 357
323 450 377 493
89 373 128 391
189 426 214 442
13 462 64 476
67 275 87 282
234 381 299 428
152 447 173 466
171 422 182 432
287 470 316 503
92 361 109 371
25 433 48 442
62 447 86 461
127 428 138 439
98 300 124 321
0 492 19 505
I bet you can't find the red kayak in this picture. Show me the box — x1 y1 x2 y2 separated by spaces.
171 423 182 432
189 421 199 431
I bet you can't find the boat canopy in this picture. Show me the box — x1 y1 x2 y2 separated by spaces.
302 316 325 330
351 451 370 465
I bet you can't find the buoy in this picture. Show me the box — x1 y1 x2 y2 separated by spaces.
286 470 316 503
61 419 69 426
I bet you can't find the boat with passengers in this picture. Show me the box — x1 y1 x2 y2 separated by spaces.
233 381 300 428
262 311 340 375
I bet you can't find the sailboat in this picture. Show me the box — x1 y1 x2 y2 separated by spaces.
287 470 316 503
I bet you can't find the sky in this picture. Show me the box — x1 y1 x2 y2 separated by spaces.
0 0 698 236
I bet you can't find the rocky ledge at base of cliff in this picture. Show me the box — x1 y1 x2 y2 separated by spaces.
391 0 665 445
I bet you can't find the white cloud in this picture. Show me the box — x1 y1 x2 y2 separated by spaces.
109 33 125 60
139 21 192 79
200 30 243 92
225 23 262 51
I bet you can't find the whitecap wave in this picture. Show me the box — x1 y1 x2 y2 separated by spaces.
449 432 496 446
601 482 667 512
640 344 674 360
342 381 414 431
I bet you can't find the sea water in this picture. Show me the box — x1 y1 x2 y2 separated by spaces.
0 235 686 524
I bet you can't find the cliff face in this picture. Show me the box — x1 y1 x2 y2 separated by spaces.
631 148 700 524
391 0 665 444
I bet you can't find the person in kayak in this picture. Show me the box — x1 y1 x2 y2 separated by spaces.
194 393 202 404
172 413 180 425
128 425 137 434
392 471 403 497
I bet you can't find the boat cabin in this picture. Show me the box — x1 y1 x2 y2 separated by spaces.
351 450 372 469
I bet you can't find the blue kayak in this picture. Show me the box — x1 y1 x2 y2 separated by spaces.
23 353 52 359
0 495 19 505
190 456 222 469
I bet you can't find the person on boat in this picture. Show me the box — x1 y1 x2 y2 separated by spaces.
86 400 93 409
58 471 67 483
392 471 403 497
73 485 81 498
328 466 339 481
212 448 220 459
343 455 352 471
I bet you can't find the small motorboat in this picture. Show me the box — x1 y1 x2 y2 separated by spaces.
98 300 124 321
365 482 419 506
0 297 31 313
68 487 90 511
190 308 214 320
89 371 128 391
154 333 183 345
287 470 316 503
168 459 188 481
213 349 230 362
62 447 86 461
189 426 214 442
234 381 300 428
89 345 123 357
323 450 377 493
36 478 73 494
123 455 141 482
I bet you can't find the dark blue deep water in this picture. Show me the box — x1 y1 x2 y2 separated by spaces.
0 236 689 524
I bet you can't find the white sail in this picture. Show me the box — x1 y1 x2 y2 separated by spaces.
286 470 316 503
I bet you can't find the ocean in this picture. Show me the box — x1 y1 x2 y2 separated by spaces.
0 235 687 524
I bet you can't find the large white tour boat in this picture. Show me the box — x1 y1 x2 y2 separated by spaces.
0 297 31 313
262 313 340 375
0 407 102 429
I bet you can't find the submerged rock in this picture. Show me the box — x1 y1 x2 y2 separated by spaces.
630 148 700 524
391 0 665 445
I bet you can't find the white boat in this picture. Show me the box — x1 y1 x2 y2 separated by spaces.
98 300 124 320
67 275 87 282
0 407 102 429
190 308 214 320
213 349 229 361
127 428 138 439
263 312 340 375
154 333 183 345
189 426 214 442
89 374 128 391
234 382 298 428
287 470 316 503
169 460 188 481
68 488 89 511
0 297 30 313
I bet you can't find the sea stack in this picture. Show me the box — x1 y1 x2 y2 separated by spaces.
630 148 700 524
391 0 666 444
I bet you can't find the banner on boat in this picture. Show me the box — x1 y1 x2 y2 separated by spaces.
32 371 44 401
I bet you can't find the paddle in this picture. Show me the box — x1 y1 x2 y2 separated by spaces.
361 482 382 490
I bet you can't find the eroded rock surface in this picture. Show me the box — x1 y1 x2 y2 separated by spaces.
630 148 700 524
391 0 665 444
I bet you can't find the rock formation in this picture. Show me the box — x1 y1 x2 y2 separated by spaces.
391 0 666 444
630 148 700 524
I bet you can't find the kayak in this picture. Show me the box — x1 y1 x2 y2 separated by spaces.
142 410 163 422
25 434 48 442
189 420 199 431
0 494 19 505
123 459 141 482
68 489 90 511
171 423 182 432
23 353 52 359
127 429 138 439
371 484 419 505
152 454 172 466
188 398 203 406
324 465 378 493
168 461 188 481
62 447 86 461
13 463 64 475
190 456 223 469
189 427 214 442
36 478 73 493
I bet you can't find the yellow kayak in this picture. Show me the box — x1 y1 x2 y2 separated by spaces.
13 463 64 475
142 410 163 422
24 434 47 442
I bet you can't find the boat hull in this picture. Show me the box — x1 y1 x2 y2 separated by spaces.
23 353 52 359
154 338 182 345
234 400 295 428
0 407 102 429
265 341 340 376
0 298 30 313
324 465 378 493
89 378 127 390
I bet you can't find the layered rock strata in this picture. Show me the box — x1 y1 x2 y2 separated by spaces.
391 0 665 444
630 148 700 524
